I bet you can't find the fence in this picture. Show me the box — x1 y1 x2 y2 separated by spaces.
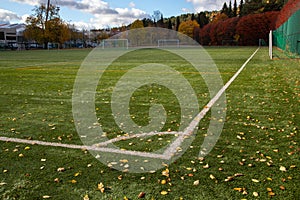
273 9 300 57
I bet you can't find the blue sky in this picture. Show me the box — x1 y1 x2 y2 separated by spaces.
0 0 225 29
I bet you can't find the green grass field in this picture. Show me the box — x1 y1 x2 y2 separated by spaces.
0 47 299 199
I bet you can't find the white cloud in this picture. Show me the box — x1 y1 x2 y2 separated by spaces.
90 7 149 29
0 8 21 23
8 0 150 29
186 0 224 12
129 2 135 8
181 8 190 13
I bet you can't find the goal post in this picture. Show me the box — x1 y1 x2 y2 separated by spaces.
157 39 180 48
102 39 128 49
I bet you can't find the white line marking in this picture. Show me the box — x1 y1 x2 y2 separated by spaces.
0 48 260 160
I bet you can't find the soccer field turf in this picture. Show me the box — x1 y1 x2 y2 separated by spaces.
0 47 299 199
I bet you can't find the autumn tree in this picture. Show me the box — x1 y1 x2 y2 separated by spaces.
24 4 70 48
178 20 200 39
129 19 145 46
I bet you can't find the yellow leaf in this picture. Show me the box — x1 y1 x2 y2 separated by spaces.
233 188 243 192
120 159 128 163
24 146 30 150
251 179 260 183
42 196 51 199
162 168 169 177
160 190 168 195
193 180 199 186
253 192 259 197
268 192 275 196
74 172 80 177
209 174 216 180
97 182 105 193
280 166 287 172
83 194 89 200
267 188 272 192
161 180 167 185
70 179 77 184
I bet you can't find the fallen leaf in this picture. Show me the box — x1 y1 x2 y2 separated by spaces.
57 167 65 172
74 172 81 177
83 194 89 200
160 191 168 195
279 185 285 190
233 188 243 192
161 180 167 185
253 192 259 197
24 146 30 150
251 179 260 183
203 164 210 169
120 159 128 163
280 166 287 172
234 173 244 177
193 180 199 186
209 174 216 180
18 153 24 157
225 176 234 182
42 196 51 199
0 182 7 186
268 192 275 196
70 179 77 184
97 182 105 193
162 168 169 177
138 192 146 198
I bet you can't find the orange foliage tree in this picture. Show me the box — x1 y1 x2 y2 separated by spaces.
178 20 200 39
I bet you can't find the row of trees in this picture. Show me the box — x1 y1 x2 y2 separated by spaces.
24 0 287 48
199 11 279 46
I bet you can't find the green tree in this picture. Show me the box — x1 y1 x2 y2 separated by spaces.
233 0 238 17
221 2 229 15
168 19 173 29
228 0 233 17
197 12 209 28
239 0 244 16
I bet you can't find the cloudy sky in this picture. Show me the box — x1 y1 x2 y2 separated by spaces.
0 0 225 29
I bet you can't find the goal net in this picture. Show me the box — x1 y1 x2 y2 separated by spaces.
102 39 128 49
157 39 180 48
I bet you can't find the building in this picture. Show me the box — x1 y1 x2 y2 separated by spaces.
0 23 26 49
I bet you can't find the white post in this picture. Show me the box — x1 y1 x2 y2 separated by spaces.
269 30 273 60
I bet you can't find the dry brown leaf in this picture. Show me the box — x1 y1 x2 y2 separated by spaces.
138 192 146 198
